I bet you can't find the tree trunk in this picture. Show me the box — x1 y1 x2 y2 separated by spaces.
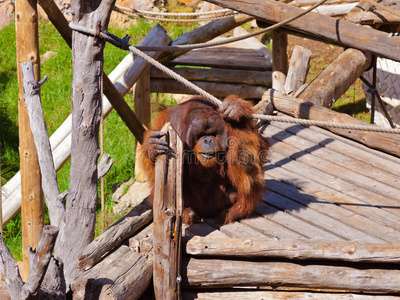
53 0 117 288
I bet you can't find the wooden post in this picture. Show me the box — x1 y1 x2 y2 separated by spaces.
15 0 44 281
297 48 372 107
272 29 288 94
153 123 183 300
284 45 312 95
134 69 151 181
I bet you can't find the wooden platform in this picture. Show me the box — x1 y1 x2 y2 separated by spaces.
185 121 400 242
178 120 400 298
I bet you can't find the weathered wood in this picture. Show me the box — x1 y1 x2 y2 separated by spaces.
272 29 288 93
15 0 44 280
52 0 117 288
291 0 358 6
159 14 254 63
72 245 153 300
150 79 268 99
21 225 59 300
153 123 183 300
0 282 10 300
207 0 400 62
297 48 372 107
186 237 400 263
134 69 151 181
0 235 23 299
263 90 400 157
183 257 400 292
347 0 400 25
21 62 65 227
284 45 311 95
182 290 400 300
232 27 273 65
305 2 357 16
78 201 152 271
150 67 272 87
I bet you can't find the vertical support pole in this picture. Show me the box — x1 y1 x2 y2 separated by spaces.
134 69 151 182
15 0 44 280
272 29 288 94
153 123 183 300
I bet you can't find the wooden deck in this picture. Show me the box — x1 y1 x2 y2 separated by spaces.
179 121 400 298
184 121 400 242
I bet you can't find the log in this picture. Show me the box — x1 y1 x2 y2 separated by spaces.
0 235 23 299
21 225 59 300
262 90 400 157
186 237 400 263
304 2 357 16
15 0 44 280
153 123 183 300
284 45 311 95
150 79 268 99
297 48 372 107
183 257 400 293
72 245 153 300
150 67 272 87
78 200 152 271
232 27 273 65
272 29 288 93
347 0 400 25
182 290 399 300
206 0 400 62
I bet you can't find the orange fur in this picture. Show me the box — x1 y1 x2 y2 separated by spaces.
140 95 270 224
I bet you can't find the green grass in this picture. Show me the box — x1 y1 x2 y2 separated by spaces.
0 17 199 260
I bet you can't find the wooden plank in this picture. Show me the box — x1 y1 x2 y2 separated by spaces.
150 79 268 99
267 123 400 189
263 191 383 242
206 0 400 62
262 91 400 157
183 257 400 292
273 122 400 177
153 123 183 300
240 217 308 239
186 237 400 262
266 149 400 228
265 175 396 242
170 49 272 71
150 67 272 86
182 290 400 300
218 221 269 238
16 0 44 281
265 162 400 235
256 202 343 240
265 132 400 203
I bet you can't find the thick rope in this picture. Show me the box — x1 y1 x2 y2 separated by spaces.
133 0 330 52
113 6 237 22
114 6 233 17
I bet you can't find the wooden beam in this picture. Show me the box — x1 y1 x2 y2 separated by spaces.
183 257 400 293
153 123 183 300
15 0 44 281
186 237 400 263
272 29 288 93
284 45 311 95
262 90 400 157
297 48 372 107
206 0 400 62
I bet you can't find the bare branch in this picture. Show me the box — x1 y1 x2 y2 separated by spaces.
21 62 65 227
0 235 23 299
